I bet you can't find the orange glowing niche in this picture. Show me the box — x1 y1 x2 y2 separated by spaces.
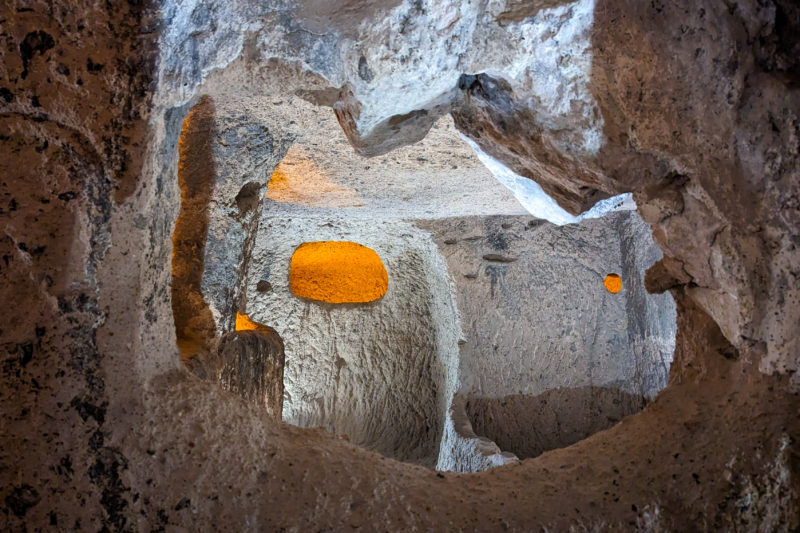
289 241 388 304
604 273 622 294
235 312 270 332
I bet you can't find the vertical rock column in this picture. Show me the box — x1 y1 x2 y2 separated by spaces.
200 105 293 334
217 329 285 418
171 97 292 410
171 95 218 361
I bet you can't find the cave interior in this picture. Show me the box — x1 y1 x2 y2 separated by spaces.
0 0 798 530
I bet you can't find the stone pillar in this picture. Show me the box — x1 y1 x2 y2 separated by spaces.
216 329 285 419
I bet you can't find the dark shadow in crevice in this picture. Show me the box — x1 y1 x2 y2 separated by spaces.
463 386 647 460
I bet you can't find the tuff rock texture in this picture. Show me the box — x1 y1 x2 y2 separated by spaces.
1 0 799 531
218 79 672 471
200 100 292 337
172 95 218 359
246 215 457 466
421 213 674 401
420 212 675 467
215 329 285 419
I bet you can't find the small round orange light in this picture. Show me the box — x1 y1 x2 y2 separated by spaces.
604 273 622 294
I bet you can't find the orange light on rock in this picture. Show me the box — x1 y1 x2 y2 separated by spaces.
266 146 364 208
604 273 622 294
289 241 388 304
235 312 270 332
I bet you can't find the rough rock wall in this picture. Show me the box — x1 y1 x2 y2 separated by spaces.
200 103 293 334
437 394 519 473
171 95 218 359
149 0 800 523
420 212 675 463
244 214 460 466
234 170 672 471
617 209 677 397
172 88 295 349
1 0 798 530
193 78 528 220
156 0 799 380
421 213 674 399
171 94 290 414
448 2 800 384
216 329 285 418
0 2 161 530
463 386 644 461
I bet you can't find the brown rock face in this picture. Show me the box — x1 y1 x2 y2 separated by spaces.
463 386 646 460
0 3 159 530
452 73 614 214
217 330 285 419
0 0 798 531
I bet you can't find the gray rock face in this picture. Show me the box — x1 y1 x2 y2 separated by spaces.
200 101 293 335
419 212 675 469
245 215 459 466
233 156 673 471
422 213 674 402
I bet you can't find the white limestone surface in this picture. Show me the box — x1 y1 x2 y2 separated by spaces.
244 214 462 466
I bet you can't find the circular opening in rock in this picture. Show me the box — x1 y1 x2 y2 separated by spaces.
604 273 622 293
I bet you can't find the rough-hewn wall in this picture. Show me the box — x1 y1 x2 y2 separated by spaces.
216 329 285 419
245 214 457 466
0 2 160 529
421 212 675 463
449 1 800 384
0 0 798 531
171 95 218 359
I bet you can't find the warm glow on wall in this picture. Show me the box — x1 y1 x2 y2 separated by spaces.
266 146 364 208
235 312 270 332
604 273 622 294
289 241 388 303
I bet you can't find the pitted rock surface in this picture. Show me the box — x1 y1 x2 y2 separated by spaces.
1 0 798 530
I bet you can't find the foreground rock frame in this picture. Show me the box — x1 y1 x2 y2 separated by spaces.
0 1 798 530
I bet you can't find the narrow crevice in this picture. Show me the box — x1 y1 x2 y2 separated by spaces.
170 95 218 361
